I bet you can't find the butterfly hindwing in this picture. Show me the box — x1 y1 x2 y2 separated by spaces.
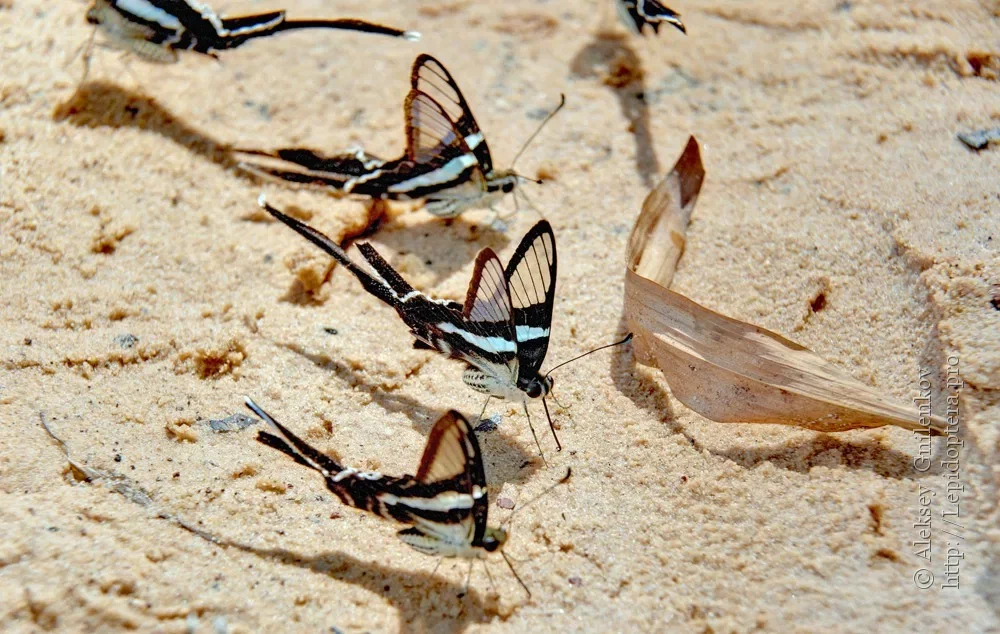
411 411 488 547
404 91 471 166
505 220 557 382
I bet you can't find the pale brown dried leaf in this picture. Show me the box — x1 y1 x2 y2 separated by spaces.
623 136 946 435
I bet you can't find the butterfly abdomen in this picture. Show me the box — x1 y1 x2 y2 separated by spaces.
463 368 526 402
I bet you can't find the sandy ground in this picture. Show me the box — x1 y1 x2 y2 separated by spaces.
2 0 999 632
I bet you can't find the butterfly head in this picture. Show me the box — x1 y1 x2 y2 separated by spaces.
86 2 103 25
485 170 521 195
480 526 509 553
523 373 554 400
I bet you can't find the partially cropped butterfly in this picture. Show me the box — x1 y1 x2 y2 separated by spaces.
615 0 686 36
247 398 538 594
239 54 563 219
82 0 417 67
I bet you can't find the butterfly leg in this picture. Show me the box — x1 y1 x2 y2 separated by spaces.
541 398 563 451
482 560 498 596
462 559 475 596
115 51 145 90
68 26 99 85
522 403 547 464
487 205 509 233
475 395 491 423
502 550 532 598
431 557 444 578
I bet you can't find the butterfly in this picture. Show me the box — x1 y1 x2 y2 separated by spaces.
258 196 566 456
615 0 686 36
82 0 418 67
246 397 534 594
238 54 563 219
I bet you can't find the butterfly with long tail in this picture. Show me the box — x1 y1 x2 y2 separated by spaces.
82 0 418 67
615 0 686 35
258 196 632 456
246 398 569 595
238 54 563 219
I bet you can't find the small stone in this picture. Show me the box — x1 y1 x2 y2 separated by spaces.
497 497 515 510
474 414 501 433
114 333 138 349
568 576 583 587
207 413 257 433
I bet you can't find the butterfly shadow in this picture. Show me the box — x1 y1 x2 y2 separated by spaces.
372 215 512 284
609 317 920 480
278 340 542 484
52 80 243 174
279 340 441 435
570 30 659 188
218 538 497 634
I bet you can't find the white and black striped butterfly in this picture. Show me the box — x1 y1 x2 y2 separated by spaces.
246 398 533 593
259 196 567 455
615 0 686 36
82 0 418 67
239 54 563 219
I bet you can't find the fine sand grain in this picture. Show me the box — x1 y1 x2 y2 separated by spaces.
1 1 998 632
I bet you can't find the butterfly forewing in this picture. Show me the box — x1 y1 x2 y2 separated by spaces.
505 221 557 380
410 54 493 172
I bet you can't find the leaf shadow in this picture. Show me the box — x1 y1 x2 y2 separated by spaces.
570 30 659 188
278 341 542 486
52 80 244 174
220 539 498 634
610 317 928 480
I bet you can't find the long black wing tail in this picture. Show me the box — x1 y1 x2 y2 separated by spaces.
219 14 418 49
246 397 344 476
273 18 420 41
236 148 386 190
356 243 419 302
258 196 400 307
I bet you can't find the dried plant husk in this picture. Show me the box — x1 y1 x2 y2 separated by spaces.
623 136 946 435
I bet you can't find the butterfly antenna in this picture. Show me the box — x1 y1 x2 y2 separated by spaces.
522 403 547 464
544 333 633 379
510 93 566 170
540 398 563 451
502 551 531 598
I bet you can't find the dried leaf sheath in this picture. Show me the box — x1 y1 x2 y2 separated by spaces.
623 136 947 435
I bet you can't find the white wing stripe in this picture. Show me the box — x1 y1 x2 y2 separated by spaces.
380 490 477 512
388 154 477 193
118 0 182 29
516 325 549 342
438 322 516 353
